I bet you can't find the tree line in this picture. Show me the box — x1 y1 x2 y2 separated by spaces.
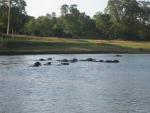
0 0 150 40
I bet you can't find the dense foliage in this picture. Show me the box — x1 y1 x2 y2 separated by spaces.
0 0 150 40
0 0 31 34
105 0 150 40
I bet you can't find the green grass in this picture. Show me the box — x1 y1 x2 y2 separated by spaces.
0 35 150 55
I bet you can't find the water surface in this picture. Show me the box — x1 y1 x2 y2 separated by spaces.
0 54 150 113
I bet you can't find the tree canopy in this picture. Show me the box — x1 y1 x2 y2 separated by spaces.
0 0 150 40
105 0 150 40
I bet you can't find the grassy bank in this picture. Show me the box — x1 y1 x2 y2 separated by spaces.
0 35 150 55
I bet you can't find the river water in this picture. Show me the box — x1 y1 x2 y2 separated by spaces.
0 54 150 113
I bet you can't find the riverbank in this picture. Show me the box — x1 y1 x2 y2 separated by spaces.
0 35 150 55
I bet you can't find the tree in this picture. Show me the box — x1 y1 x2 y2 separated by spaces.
60 4 69 16
138 1 150 40
60 4 97 38
7 0 11 35
0 0 27 34
140 1 150 24
24 13 58 36
94 12 113 38
105 0 149 40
